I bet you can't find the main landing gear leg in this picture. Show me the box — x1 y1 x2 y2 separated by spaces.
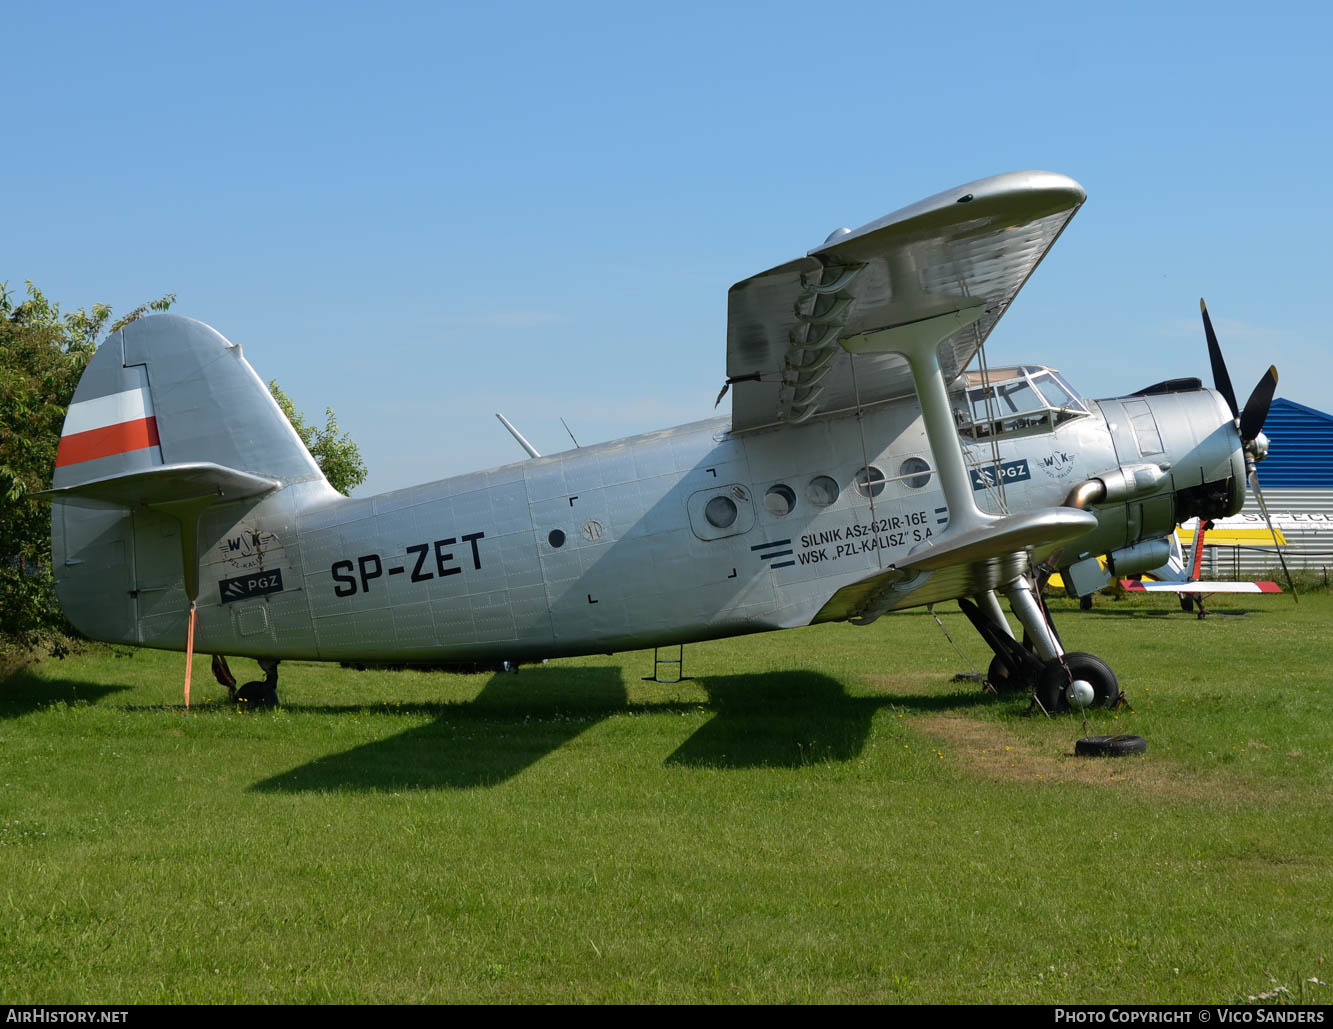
999 575 1120 713
958 592 1042 694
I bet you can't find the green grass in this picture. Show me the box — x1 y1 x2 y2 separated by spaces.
2 592 1331 1003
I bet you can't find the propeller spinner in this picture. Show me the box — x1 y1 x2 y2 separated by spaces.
1200 299 1297 601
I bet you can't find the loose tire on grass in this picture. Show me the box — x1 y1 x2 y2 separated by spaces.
1035 652 1119 713
1076 734 1148 757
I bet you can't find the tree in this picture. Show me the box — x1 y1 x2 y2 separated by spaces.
0 282 173 653
0 284 368 656
267 381 367 496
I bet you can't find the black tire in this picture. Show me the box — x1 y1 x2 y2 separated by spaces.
1075 734 1147 757
234 682 279 708
1079 594 1093 611
986 655 1029 693
1035 652 1119 713
1180 594 1194 613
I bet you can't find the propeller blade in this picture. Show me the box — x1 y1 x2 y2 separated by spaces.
1239 365 1278 443
1201 298 1240 419
1249 468 1298 603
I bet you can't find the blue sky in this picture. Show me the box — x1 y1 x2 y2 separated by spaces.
6 2 1330 495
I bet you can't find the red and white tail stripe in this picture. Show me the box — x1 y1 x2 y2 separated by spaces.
56 371 164 469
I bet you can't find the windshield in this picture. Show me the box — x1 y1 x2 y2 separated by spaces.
954 367 1088 440
1031 371 1088 414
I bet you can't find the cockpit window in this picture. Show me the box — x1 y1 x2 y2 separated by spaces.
953 366 1088 441
1031 372 1088 415
970 380 1043 420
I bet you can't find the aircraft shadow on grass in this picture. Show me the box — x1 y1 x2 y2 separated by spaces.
0 667 131 719
661 671 985 768
252 665 629 793
250 666 997 793
1076 605 1262 619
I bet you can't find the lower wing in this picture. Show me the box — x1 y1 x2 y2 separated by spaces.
815 507 1096 622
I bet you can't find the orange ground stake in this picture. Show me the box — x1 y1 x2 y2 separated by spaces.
184 603 197 714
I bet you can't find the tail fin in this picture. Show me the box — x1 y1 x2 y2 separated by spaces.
48 315 333 648
51 314 324 493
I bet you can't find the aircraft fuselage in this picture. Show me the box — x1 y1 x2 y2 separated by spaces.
56 380 1241 664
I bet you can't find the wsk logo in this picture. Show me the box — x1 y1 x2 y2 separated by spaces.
218 529 278 560
751 539 795 569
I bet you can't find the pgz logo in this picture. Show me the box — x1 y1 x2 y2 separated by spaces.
970 459 1031 490
218 569 285 604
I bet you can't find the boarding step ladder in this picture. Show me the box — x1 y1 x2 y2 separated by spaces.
643 645 691 684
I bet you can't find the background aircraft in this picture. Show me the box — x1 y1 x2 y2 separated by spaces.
44 171 1281 714
1053 523 1289 614
1114 519 1287 619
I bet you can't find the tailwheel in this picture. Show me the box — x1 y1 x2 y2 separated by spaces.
234 658 280 708
1034 652 1119 714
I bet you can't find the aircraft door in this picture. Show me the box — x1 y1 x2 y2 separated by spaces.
131 509 185 642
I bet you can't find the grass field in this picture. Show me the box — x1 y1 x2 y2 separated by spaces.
2 591 1331 1004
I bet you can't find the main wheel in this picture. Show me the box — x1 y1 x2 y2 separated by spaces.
1035 652 1119 713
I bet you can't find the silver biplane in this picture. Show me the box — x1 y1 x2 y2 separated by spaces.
44 171 1283 712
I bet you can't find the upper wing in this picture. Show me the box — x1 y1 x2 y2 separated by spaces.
726 171 1086 432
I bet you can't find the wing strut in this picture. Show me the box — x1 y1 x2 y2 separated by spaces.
842 305 993 537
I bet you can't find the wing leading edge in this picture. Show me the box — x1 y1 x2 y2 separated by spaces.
726 171 1086 432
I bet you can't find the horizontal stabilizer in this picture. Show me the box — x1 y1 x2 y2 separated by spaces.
38 462 278 508
1120 580 1283 594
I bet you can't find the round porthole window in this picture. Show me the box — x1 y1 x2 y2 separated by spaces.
765 484 796 517
855 466 886 498
807 475 840 508
900 457 932 489
548 529 566 548
704 495 738 528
